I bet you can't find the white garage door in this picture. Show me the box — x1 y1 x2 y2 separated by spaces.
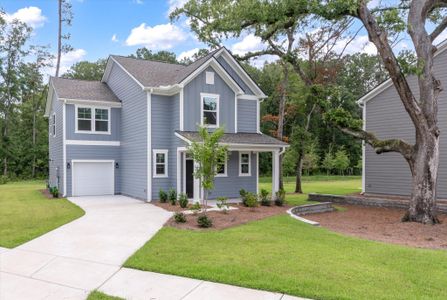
72 161 114 196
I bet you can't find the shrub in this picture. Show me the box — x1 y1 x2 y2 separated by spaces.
50 186 59 198
178 193 189 208
159 189 168 203
197 214 213 228
168 188 177 205
174 212 187 223
190 202 201 215
239 188 247 198
216 196 229 213
275 189 286 206
0 175 9 185
244 192 258 208
259 189 271 206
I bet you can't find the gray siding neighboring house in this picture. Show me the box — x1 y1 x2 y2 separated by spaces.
45 47 286 200
362 42 447 198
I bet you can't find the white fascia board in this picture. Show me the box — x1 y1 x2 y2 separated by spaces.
109 56 146 90
60 98 122 108
44 80 57 117
357 40 447 105
180 58 244 95
216 48 267 98
174 132 192 145
101 56 113 83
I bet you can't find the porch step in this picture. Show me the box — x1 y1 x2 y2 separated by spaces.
290 202 335 216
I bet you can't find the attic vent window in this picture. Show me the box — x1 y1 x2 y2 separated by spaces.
206 71 214 85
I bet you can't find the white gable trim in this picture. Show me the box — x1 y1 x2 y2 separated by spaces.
105 56 146 90
357 40 447 105
60 98 122 108
180 58 244 95
44 80 57 117
215 48 267 98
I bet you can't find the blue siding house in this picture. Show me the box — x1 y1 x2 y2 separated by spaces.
45 48 287 201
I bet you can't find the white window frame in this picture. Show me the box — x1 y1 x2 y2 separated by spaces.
200 93 219 128
51 112 56 137
75 105 111 135
239 152 251 176
215 153 228 177
153 149 168 178
205 71 215 85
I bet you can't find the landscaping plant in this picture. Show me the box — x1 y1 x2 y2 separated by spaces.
244 192 258 209
275 189 285 206
174 212 187 223
168 188 177 205
191 202 201 215
50 186 59 198
178 193 188 208
197 214 213 228
159 189 168 203
216 196 229 213
259 189 271 206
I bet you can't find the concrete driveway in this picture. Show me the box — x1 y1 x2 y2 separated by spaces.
0 195 172 300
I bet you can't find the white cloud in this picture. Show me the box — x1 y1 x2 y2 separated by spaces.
178 48 200 61
111 34 119 42
4 6 47 28
231 34 266 56
334 35 377 55
167 0 188 15
133 0 144 4
125 23 186 49
45 48 87 77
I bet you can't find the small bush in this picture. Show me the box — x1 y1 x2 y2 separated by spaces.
50 186 59 198
174 212 187 223
239 188 247 198
168 188 177 205
259 189 271 206
159 189 168 203
0 175 9 185
178 193 188 208
244 192 258 208
197 214 213 228
275 189 286 206
190 202 201 215
216 196 229 213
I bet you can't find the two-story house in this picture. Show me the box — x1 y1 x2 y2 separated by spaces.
45 47 287 202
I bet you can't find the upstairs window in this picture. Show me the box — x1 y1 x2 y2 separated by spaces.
239 152 251 176
153 150 168 178
76 106 110 134
51 113 56 137
201 93 219 127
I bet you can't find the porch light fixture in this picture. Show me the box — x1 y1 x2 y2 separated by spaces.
66 162 71 169
115 162 119 169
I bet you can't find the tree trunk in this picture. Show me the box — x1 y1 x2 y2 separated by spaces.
403 133 441 224
55 0 62 77
32 108 37 178
294 149 303 193
277 63 288 190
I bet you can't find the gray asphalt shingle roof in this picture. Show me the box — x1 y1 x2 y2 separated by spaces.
51 77 120 103
110 48 221 87
176 131 288 146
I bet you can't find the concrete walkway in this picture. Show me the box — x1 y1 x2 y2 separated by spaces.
0 195 309 300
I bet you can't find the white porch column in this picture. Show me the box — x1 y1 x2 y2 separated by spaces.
272 149 280 196
193 161 201 203
176 150 182 194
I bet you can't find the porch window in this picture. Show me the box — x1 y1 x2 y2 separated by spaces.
239 152 251 176
216 154 227 177
76 106 110 134
153 150 168 178
201 93 219 127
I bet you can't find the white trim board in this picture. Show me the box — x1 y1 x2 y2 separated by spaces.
147 92 152 201
65 140 120 146
61 98 122 108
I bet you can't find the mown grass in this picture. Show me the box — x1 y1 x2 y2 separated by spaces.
0 181 84 248
87 291 123 300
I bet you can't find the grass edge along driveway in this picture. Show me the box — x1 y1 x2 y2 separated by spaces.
0 181 84 248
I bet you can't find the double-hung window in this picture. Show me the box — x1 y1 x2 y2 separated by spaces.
201 93 219 127
76 106 110 134
216 153 227 177
153 150 168 178
239 152 251 176
51 113 56 137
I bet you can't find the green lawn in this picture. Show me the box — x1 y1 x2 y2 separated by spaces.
0 181 84 248
125 215 447 300
259 175 361 206
87 291 123 300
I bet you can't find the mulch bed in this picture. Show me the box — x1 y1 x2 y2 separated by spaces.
166 204 290 230
40 189 56 199
154 202 211 212
308 205 447 249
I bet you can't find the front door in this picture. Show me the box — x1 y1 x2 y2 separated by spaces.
185 159 194 198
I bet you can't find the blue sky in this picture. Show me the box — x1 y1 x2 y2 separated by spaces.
3 0 446 77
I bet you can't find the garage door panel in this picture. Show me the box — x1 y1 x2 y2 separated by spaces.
73 161 114 196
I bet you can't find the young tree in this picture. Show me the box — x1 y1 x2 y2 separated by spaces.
187 126 228 213
55 0 73 77
333 149 350 175
319 0 447 224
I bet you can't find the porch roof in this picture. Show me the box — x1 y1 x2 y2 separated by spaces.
175 131 288 149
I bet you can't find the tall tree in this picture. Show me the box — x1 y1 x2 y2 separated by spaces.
55 0 73 77
130 48 178 64
318 0 447 224
63 59 107 80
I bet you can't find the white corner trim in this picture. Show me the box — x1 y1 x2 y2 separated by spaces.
62 103 67 197
234 94 238 133
362 103 366 194
147 92 152 201
176 149 182 193
179 88 184 131
256 152 259 193
239 151 251 176
256 99 260 133
153 149 169 178
200 93 220 128
65 140 120 146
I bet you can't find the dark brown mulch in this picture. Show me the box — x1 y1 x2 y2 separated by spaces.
308 205 447 249
166 203 290 230
154 202 211 212
40 189 57 199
